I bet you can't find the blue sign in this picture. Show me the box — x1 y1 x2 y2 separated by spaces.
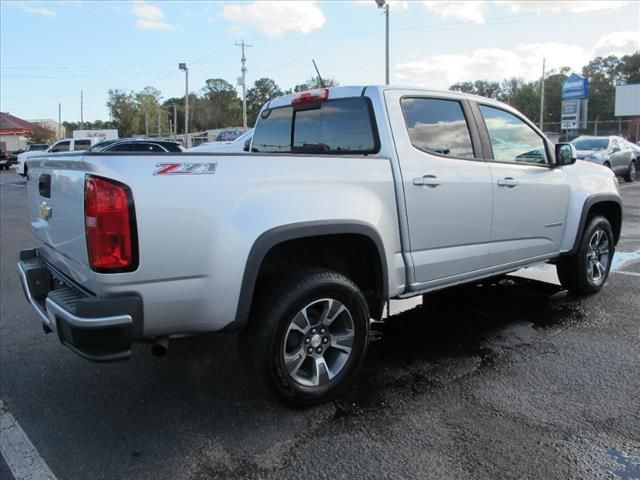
562 73 589 100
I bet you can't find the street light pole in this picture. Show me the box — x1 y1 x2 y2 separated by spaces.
539 57 545 130
375 0 389 85
179 62 189 147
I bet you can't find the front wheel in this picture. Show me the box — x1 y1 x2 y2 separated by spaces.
240 269 370 406
556 215 614 294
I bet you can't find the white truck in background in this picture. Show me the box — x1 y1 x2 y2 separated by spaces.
17 137 103 176
18 86 622 405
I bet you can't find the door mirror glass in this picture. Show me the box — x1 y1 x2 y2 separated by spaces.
243 138 251 152
611 146 620 153
556 143 576 166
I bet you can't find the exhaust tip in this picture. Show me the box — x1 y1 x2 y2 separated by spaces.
151 337 169 356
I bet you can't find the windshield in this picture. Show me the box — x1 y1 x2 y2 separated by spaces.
251 97 379 154
572 138 609 151
88 140 119 152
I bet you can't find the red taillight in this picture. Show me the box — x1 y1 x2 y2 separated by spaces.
291 88 329 105
84 175 137 272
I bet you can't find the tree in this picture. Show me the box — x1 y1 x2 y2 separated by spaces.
582 56 619 121
290 76 340 93
510 83 540 121
26 125 56 144
618 52 640 84
450 80 501 99
246 78 283 125
499 77 525 105
200 78 242 129
543 71 569 124
107 89 142 137
136 86 163 136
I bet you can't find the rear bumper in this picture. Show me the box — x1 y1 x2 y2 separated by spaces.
17 248 142 362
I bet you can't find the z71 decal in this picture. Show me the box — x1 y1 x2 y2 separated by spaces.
153 162 217 175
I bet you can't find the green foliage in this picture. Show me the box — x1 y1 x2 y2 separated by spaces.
106 89 142 137
246 78 284 126
450 80 501 99
26 125 56 144
510 83 540 121
448 53 639 127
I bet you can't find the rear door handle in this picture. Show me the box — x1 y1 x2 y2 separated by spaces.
413 174 441 188
497 177 519 188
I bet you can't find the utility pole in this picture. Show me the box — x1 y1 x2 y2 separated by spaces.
179 63 189 146
80 90 84 129
173 103 177 137
539 58 545 130
375 0 389 85
58 103 62 139
235 40 252 131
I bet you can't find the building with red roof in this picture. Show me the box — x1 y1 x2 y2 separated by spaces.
0 112 35 152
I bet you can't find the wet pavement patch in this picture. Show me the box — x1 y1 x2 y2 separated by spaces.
337 276 589 414
604 447 640 479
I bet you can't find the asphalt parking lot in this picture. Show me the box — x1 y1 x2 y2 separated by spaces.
1 168 639 480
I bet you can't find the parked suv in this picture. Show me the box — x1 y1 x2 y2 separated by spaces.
572 135 636 182
88 138 184 153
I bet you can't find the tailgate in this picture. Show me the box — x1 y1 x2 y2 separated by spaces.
26 153 95 290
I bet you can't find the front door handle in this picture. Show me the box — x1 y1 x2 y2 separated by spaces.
413 174 441 188
497 177 519 188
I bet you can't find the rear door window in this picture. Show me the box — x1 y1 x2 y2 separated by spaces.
401 97 475 158
74 140 91 151
252 97 378 154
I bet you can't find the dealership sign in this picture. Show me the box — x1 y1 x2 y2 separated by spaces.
562 73 589 100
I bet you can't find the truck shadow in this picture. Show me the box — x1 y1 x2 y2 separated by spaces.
336 276 585 414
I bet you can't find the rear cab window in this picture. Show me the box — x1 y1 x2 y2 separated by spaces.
252 97 379 154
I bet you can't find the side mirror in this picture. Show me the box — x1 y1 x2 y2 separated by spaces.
243 138 251 152
611 146 620 153
555 143 577 166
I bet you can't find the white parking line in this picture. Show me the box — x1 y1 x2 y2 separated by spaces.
0 400 57 480
614 270 640 277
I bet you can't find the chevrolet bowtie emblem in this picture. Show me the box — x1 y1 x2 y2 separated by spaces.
39 201 52 221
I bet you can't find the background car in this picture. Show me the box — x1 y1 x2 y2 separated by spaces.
188 128 254 153
88 138 184 153
214 129 243 142
571 135 636 182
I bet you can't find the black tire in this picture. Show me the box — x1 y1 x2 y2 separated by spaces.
239 269 370 406
603 161 611 170
624 160 636 182
556 215 615 294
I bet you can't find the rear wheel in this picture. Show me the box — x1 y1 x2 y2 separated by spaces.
556 215 614 294
624 160 636 182
240 269 370 406
603 161 612 170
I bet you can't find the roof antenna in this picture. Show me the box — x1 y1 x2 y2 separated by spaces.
312 59 326 88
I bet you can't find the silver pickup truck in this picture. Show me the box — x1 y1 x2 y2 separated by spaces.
18 86 622 405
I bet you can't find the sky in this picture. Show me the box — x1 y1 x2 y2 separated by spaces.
1 0 639 122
